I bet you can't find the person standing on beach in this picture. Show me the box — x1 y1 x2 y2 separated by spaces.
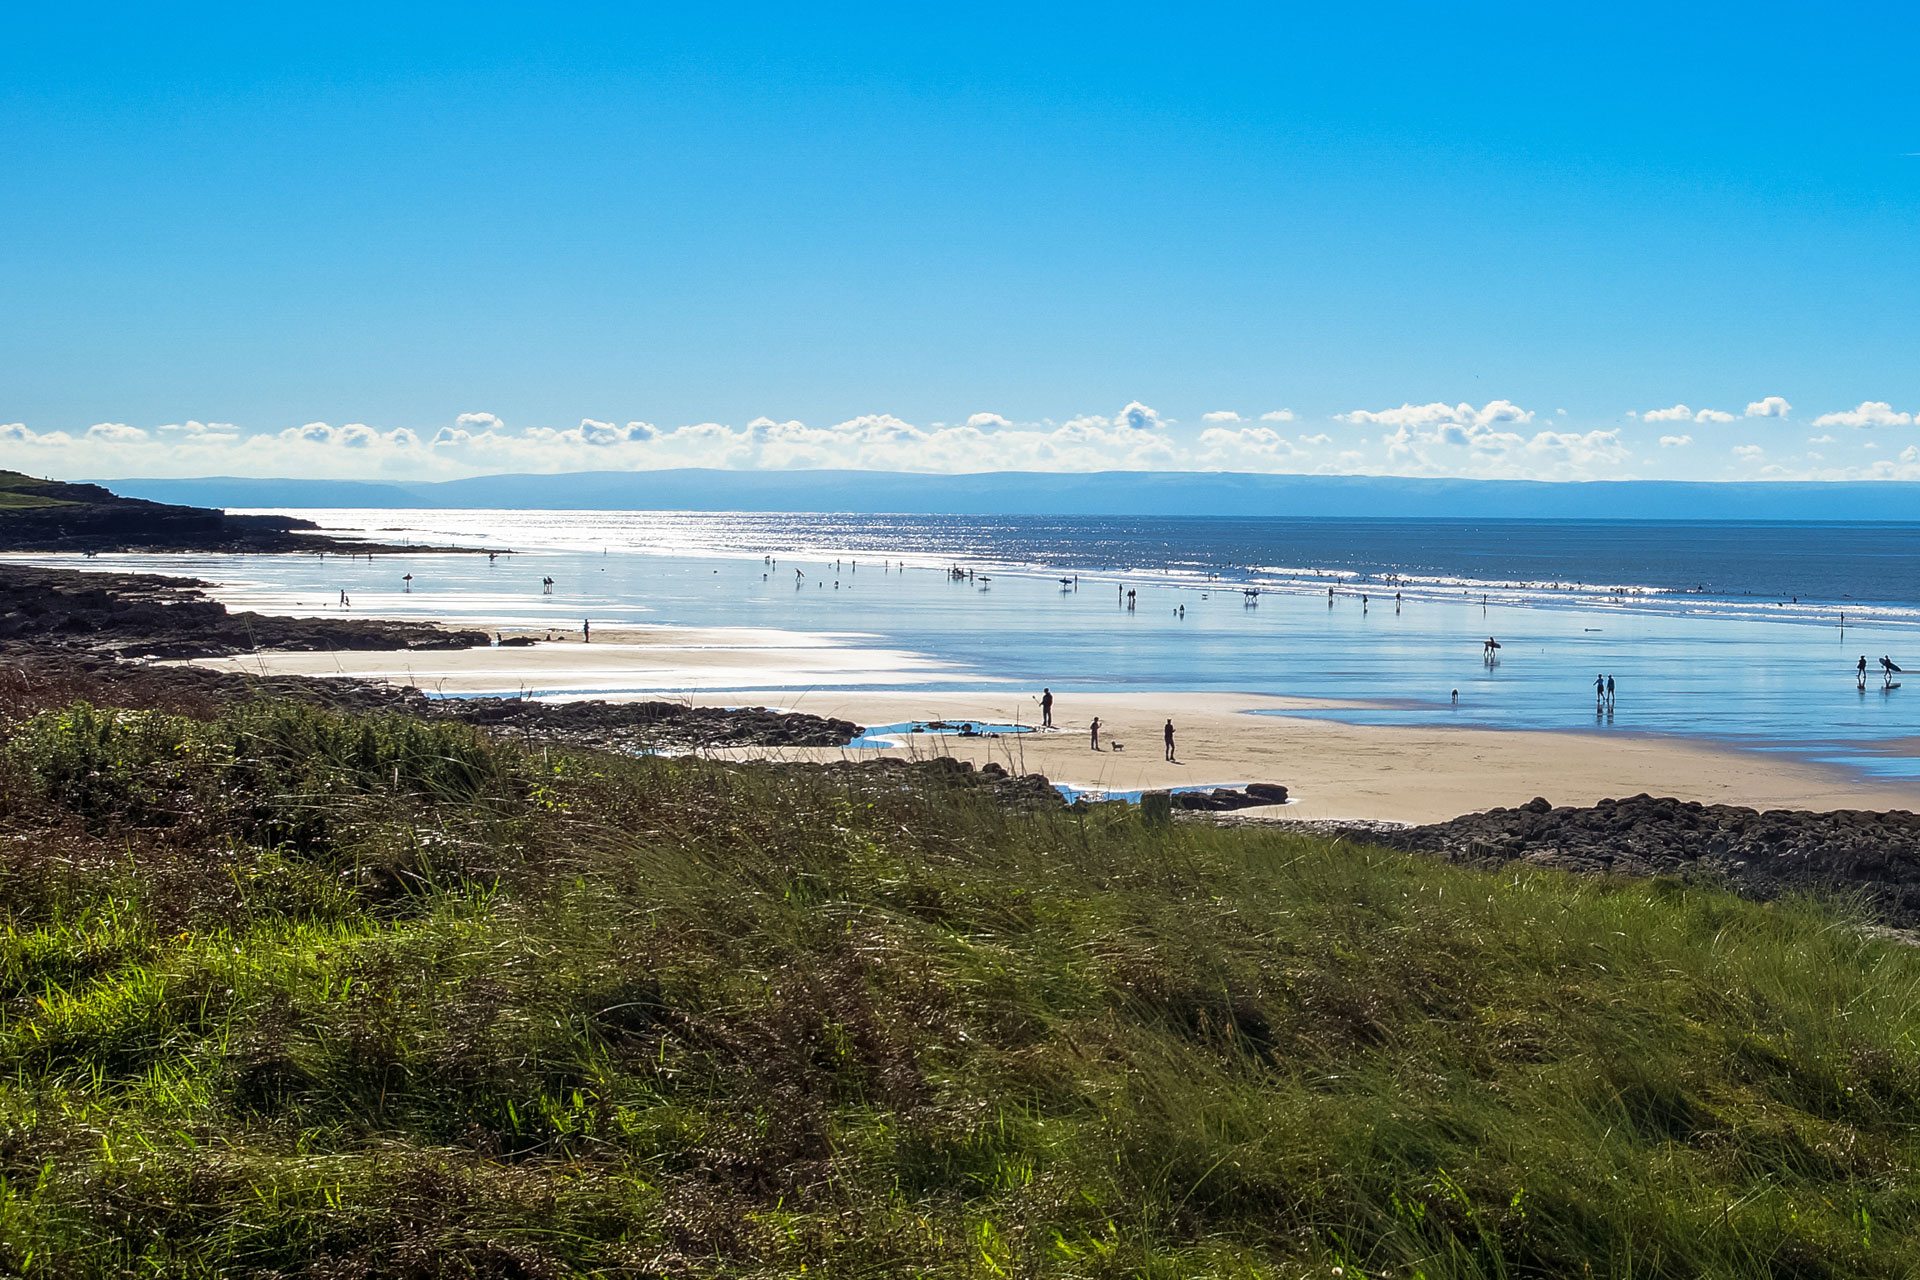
1040 688 1054 728
1163 719 1176 762
582 619 591 643
1089 717 1101 750
1595 673 1605 705
1606 674 1616 705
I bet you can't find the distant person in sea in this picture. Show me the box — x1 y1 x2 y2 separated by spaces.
1450 689 1458 705
1089 717 1101 750
1859 655 1868 686
1606 674 1616 705
1040 688 1054 728
1595 673 1605 705
1163 719 1176 762
1484 637 1499 660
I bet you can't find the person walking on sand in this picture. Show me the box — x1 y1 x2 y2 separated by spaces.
1089 717 1101 750
1859 655 1869 684
1163 719 1176 762
1040 688 1054 728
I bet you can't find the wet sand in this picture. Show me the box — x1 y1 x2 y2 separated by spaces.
190 626 981 692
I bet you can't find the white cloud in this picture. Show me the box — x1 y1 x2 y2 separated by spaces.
1337 399 1534 429
1808 434 1836 445
1201 410 1244 423
1733 444 1765 459
0 394 1844 483
1745 396 1791 418
1643 404 1736 424
1196 426 1299 465
84 423 148 442
1811 401 1911 428
1113 400 1167 432
157 420 239 437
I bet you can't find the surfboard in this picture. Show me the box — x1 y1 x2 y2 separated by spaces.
1889 661 1905 673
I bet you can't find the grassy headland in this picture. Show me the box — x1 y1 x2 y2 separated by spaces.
0 470 464 553
0 679 1917 1276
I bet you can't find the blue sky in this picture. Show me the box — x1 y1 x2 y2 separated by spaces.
2 2 1917 481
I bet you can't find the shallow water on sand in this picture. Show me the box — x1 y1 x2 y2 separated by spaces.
30 506 1920 782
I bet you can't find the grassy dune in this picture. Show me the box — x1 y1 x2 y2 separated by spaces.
0 695 1917 1276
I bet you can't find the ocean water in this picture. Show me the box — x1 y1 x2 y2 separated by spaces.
36 508 1920 781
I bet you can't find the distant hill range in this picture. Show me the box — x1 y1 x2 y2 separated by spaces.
102 469 1920 522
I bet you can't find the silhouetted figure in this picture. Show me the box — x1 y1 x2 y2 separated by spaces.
1090 717 1101 750
1040 688 1054 728
1450 688 1458 705
1163 719 1176 762
1859 655 1868 687
583 619 591 643
1595 673 1605 705
1606 674 1616 705
402 573 413 593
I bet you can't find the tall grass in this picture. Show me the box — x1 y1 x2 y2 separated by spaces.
0 696 1917 1275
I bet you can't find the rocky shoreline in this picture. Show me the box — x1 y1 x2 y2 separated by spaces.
0 563 489 659
1324 793 1920 928
0 562 866 753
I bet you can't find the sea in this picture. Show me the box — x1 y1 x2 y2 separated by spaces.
41 509 1920 782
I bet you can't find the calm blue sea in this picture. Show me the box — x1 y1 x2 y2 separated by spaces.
37 509 1920 781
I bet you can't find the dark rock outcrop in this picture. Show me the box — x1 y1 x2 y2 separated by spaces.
455 696 860 751
0 564 485 658
1173 781 1290 811
1336 793 1920 927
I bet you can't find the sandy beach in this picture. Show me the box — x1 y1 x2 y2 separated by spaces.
187 629 1920 824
